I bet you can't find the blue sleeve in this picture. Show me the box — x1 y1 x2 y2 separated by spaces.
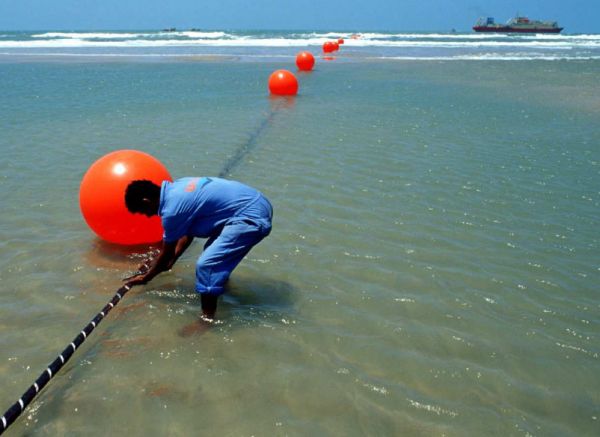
162 213 193 243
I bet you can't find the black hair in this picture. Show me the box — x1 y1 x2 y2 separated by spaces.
124 180 161 213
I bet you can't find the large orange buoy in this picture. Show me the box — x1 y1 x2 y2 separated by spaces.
322 41 335 53
332 41 340 52
79 150 172 245
296 51 315 71
268 69 298 96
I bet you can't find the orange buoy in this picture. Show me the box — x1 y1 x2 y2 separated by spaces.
296 51 315 71
338 38 345 45
322 41 335 53
79 150 172 245
268 69 298 96
332 41 340 51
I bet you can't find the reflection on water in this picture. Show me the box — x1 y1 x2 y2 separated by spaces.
83 238 160 273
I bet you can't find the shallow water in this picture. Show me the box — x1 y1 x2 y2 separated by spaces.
1 53 599 436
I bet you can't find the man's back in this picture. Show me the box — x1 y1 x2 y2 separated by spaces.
159 177 264 241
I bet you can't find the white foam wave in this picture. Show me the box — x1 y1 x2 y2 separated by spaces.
301 31 600 42
302 31 512 40
345 39 600 49
516 33 600 41
166 31 228 39
23 30 600 43
0 38 317 48
2 37 599 49
377 54 600 61
302 31 358 38
2 50 598 61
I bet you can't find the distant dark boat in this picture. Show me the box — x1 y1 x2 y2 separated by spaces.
473 16 563 33
162 28 177 32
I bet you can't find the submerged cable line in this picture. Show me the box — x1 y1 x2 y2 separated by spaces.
218 103 280 178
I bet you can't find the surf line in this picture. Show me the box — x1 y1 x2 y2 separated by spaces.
0 284 134 435
218 100 283 178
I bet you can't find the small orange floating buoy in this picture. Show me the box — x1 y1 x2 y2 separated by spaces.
268 69 298 96
296 51 315 71
79 150 172 245
338 38 345 45
322 41 335 53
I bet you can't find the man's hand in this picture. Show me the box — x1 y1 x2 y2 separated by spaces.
122 240 178 289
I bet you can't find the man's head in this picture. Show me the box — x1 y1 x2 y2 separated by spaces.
124 180 161 217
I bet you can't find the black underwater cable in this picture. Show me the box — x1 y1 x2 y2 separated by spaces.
218 103 280 178
0 284 134 435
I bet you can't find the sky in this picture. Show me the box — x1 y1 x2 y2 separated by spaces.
0 0 598 33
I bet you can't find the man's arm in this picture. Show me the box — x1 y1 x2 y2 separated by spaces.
124 239 177 287
168 235 194 269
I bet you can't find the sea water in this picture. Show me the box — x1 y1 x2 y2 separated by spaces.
0 31 599 436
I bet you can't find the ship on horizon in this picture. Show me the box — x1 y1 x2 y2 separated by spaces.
473 16 563 34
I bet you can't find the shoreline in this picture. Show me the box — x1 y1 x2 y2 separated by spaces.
2 52 600 63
